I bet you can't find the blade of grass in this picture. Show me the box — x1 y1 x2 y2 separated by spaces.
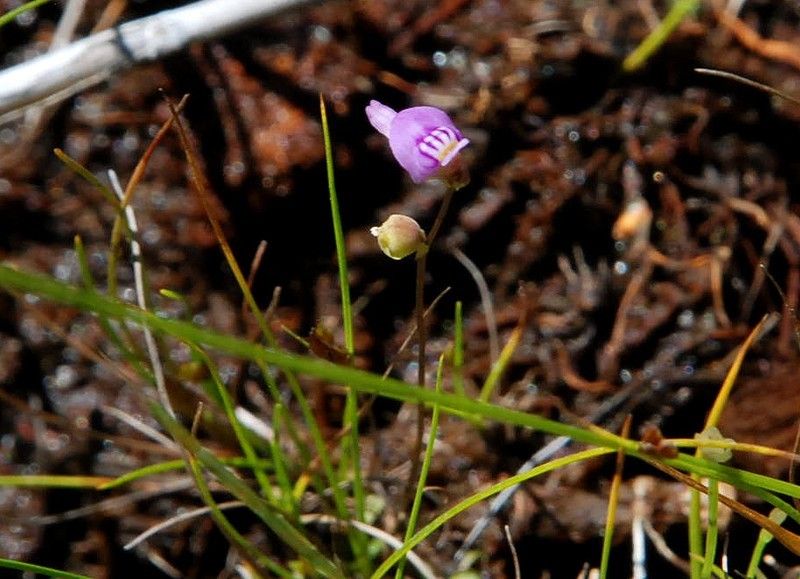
73 234 149 380
100 457 272 490
746 508 787 578
319 96 353 353
271 403 300 519
152 403 345 579
600 416 631 579
106 96 187 300
188 344 276 504
646 457 800 557
7 266 800 498
705 314 773 429
0 474 111 488
396 353 445 579
0 0 53 29
702 480 721 578
478 321 522 403
184 433 293 578
320 96 367 571
691 314 771 577
451 247 499 364
622 0 699 72
54 149 120 209
59 147 152 375
372 447 615 578
0 557 89 579
453 300 465 396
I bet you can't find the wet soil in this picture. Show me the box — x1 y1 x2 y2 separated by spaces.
2 0 800 577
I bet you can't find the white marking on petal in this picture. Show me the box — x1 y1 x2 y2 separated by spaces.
417 125 469 166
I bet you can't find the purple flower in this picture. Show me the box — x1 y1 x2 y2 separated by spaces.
366 100 469 184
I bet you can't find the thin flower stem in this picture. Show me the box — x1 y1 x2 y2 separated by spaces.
427 188 456 248
408 186 456 503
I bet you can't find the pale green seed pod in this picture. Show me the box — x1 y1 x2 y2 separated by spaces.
370 214 426 260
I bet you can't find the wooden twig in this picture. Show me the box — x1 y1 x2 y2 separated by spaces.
0 0 313 120
715 9 800 72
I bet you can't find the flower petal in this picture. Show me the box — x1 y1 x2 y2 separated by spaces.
365 100 397 138
388 106 468 183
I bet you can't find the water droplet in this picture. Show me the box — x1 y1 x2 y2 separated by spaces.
15 9 36 27
312 25 331 43
54 365 77 390
677 309 694 329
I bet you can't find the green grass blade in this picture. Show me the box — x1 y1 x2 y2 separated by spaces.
100 457 272 490
152 403 345 579
319 95 353 355
189 345 275 503
0 557 90 579
320 97 367 570
371 447 615 578
701 480 720 578
0 260 619 443
478 324 521 403
746 508 787 578
622 0 699 72
600 418 630 579
74 235 149 379
0 0 53 30
689 488 703 578
0 474 110 488
100 459 186 490
184 444 293 578
453 300 465 396
6 266 800 499
271 403 300 518
693 316 770 577
54 149 119 209
396 353 445 579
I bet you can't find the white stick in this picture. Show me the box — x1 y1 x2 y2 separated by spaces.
0 0 312 118
108 169 174 419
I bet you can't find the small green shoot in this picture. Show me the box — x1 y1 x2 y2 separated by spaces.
746 508 788 578
54 149 120 209
622 0 699 72
478 322 522 403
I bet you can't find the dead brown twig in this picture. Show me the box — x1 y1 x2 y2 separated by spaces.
715 9 800 72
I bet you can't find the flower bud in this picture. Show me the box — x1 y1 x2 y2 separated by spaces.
370 214 426 260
